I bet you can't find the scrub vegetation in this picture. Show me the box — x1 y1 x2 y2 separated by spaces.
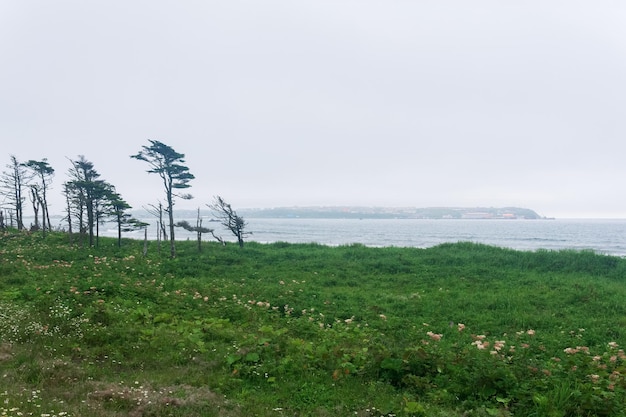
2 230 626 416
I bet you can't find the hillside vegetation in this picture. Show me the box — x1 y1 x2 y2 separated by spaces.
1 231 626 416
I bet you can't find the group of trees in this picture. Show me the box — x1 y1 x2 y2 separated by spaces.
63 155 147 248
1 140 249 256
0 156 55 235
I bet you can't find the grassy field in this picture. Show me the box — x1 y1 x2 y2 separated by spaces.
2 231 626 416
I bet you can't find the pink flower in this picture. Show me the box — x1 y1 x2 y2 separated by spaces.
526 329 535 336
426 331 442 341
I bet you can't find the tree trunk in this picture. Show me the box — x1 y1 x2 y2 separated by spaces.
168 205 176 258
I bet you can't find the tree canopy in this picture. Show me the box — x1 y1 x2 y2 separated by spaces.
131 140 195 257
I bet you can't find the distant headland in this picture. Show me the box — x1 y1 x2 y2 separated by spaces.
238 206 546 220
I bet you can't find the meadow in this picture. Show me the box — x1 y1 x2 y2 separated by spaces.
1 231 626 416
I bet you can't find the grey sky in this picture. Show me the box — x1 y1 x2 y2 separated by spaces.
2 1 626 218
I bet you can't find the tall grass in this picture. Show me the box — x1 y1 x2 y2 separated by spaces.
1 230 626 416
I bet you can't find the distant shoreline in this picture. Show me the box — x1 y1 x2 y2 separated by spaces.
236 206 545 220
28 206 548 222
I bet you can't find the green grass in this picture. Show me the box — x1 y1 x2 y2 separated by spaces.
2 231 626 416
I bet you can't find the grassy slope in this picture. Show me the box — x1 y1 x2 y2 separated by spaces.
1 232 626 416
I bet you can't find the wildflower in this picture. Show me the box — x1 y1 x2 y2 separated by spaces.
564 347 579 355
457 323 465 332
610 355 617 362
426 331 442 341
472 340 488 350
608 341 619 349
379 314 387 320
527 329 535 336
588 374 600 383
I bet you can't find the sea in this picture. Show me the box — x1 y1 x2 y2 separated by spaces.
106 218 626 257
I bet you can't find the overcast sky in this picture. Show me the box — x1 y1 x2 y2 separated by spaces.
2 1 626 218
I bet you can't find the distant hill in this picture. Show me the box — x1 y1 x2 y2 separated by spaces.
237 206 544 220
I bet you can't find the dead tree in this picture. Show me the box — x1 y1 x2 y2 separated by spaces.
0 156 30 230
175 208 213 252
208 196 251 248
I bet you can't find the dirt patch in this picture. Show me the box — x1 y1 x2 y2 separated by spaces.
0 343 12 361
88 382 238 416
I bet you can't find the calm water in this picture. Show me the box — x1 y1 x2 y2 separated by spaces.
113 218 626 257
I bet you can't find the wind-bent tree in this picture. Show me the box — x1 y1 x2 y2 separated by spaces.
175 208 213 252
208 196 250 248
131 140 194 258
23 159 54 235
105 188 148 247
65 156 120 247
65 156 137 247
28 186 41 230
62 182 76 242
65 156 101 246
0 156 29 230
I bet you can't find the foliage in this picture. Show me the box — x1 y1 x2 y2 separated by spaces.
131 140 194 258
1 232 626 416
